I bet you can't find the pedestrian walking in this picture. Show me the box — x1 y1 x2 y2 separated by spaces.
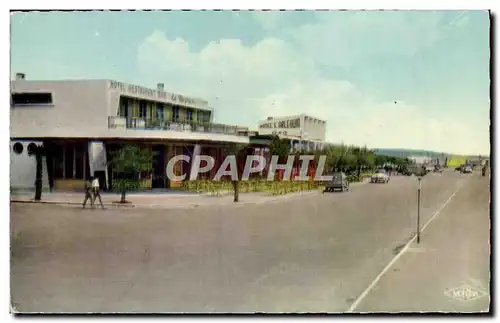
82 176 94 209
92 174 105 209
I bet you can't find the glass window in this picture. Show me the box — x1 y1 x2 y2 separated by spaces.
64 143 74 179
203 111 211 122
12 93 53 105
173 106 180 121
74 143 85 179
139 101 147 118
53 145 64 179
156 103 164 120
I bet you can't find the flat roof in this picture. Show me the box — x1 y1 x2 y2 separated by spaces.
260 113 326 123
11 78 212 111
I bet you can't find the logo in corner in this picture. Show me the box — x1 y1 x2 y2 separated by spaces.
444 283 488 302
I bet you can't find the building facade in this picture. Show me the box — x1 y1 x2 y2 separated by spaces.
10 74 252 191
257 114 327 152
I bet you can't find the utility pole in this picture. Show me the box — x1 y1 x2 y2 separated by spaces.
417 176 422 244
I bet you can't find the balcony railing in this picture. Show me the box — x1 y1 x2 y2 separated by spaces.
108 116 248 136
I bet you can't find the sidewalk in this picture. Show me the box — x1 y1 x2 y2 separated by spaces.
11 178 371 210
10 189 322 209
352 175 491 313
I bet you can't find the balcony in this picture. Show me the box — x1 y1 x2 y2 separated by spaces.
108 116 248 136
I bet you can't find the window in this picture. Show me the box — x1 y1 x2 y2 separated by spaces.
139 101 147 119
65 143 75 179
203 111 211 123
51 143 88 179
186 110 193 121
172 106 180 121
12 93 53 105
74 143 85 179
52 145 64 178
156 103 164 121
27 143 38 155
13 142 23 154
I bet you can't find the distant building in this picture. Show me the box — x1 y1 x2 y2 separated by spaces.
407 156 433 165
257 114 326 152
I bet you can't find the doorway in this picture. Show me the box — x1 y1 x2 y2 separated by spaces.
152 144 166 189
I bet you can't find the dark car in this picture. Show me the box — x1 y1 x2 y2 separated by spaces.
324 172 349 192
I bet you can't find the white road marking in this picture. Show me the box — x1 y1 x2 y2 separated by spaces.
346 176 470 313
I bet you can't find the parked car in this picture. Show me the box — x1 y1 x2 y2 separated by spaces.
434 165 443 173
425 164 434 173
324 172 349 192
462 165 473 174
371 169 390 184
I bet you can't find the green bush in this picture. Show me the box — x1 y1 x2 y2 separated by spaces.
182 179 325 196
112 179 142 193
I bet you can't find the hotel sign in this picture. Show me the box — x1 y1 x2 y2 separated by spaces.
259 118 301 129
109 80 208 109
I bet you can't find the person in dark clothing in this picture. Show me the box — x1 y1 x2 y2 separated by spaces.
82 177 94 209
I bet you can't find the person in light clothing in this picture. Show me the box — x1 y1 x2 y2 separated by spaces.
91 173 104 209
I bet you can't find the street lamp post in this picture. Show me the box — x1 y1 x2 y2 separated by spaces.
417 176 422 244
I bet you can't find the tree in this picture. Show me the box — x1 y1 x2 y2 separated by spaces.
267 136 291 181
351 146 375 179
268 135 290 161
108 144 152 203
222 143 248 202
375 154 388 168
27 143 44 201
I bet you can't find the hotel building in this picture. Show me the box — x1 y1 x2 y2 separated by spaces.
10 74 253 191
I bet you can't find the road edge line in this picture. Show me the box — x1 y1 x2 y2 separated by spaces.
346 176 469 313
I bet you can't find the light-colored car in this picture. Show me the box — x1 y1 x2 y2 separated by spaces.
371 169 390 184
462 165 473 174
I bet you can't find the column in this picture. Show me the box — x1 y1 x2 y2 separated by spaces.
88 141 108 186
190 144 202 179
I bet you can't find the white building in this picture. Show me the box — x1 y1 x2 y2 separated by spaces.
407 156 434 165
10 74 250 191
257 114 327 152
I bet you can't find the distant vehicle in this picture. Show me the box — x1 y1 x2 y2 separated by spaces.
371 169 390 184
434 165 443 173
402 169 413 176
324 172 349 192
462 165 473 174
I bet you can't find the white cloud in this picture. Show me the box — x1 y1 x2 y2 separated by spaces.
136 29 489 156
290 11 444 67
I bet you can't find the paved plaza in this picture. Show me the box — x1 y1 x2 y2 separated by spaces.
10 171 490 313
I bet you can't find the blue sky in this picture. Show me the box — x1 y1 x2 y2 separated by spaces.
10 10 490 155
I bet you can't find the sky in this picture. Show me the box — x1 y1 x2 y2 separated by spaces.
10 10 490 155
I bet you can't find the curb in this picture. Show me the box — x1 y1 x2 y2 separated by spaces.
10 184 363 209
10 200 137 208
10 191 321 209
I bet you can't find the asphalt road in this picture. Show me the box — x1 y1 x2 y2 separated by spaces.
10 170 488 313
